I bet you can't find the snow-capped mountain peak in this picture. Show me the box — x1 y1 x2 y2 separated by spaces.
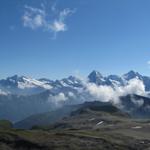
88 70 103 79
123 70 142 81
53 76 82 88
63 76 82 86
107 75 125 86
88 70 105 85
17 76 52 90
0 75 53 95
0 70 150 96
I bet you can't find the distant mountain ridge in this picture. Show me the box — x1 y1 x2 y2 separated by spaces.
0 70 150 122
0 70 150 95
88 70 150 89
0 75 83 95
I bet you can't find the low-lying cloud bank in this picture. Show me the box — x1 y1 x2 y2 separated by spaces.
48 77 147 107
85 78 146 104
48 91 77 107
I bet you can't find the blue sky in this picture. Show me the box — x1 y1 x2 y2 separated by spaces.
0 0 150 79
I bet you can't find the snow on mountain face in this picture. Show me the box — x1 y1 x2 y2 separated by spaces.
0 75 53 95
0 75 84 96
87 70 150 91
17 77 52 90
38 78 54 85
107 75 124 85
123 70 142 81
88 70 124 87
88 71 105 85
0 70 150 96
61 76 83 88
122 71 150 91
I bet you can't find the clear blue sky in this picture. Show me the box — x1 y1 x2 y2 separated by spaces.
0 0 150 79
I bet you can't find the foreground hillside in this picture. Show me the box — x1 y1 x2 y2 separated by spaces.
1 127 150 150
1 102 150 150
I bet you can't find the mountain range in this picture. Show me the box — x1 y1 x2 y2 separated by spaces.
0 70 150 122
1 70 150 95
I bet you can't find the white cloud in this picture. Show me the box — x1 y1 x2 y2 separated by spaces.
50 20 67 32
51 92 67 101
121 78 145 96
85 78 146 104
22 6 46 30
0 89 8 96
47 76 147 107
22 4 75 37
49 8 75 37
48 93 68 107
131 97 144 108
68 92 76 98
86 83 115 102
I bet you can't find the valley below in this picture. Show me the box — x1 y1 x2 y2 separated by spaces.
1 101 150 150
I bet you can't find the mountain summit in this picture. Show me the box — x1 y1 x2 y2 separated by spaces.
123 70 142 80
88 70 105 85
